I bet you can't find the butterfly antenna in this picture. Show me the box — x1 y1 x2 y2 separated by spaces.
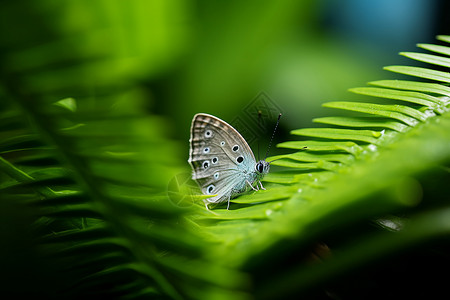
257 109 262 161
264 113 282 160
257 141 260 161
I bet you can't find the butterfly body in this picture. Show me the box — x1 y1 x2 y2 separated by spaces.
188 113 269 209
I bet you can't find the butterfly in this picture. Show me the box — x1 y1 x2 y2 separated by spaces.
188 113 280 210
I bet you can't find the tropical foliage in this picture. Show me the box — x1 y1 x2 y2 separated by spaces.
1 1 449 299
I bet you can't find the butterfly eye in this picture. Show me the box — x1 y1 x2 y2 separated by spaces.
205 130 212 138
202 161 210 169
236 156 244 163
203 147 210 153
232 145 239 152
212 157 218 164
256 162 264 173
206 184 215 194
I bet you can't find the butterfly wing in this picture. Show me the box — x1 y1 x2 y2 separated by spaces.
188 113 257 204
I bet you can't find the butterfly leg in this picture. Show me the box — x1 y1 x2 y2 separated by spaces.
227 196 231 210
259 181 266 190
246 180 258 191
204 201 220 215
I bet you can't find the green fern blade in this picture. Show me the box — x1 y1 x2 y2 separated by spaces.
278 140 363 154
199 220 262 244
313 116 408 132
369 80 450 98
0 133 41 150
231 186 295 203
269 159 339 171
39 226 112 244
400 52 450 68
156 255 251 290
105 194 187 219
0 156 58 198
2 148 57 166
291 128 382 144
275 152 354 164
86 264 184 300
43 238 128 259
349 87 440 107
42 204 101 219
197 202 283 220
322 101 424 124
262 172 303 184
418 43 450 56
437 35 450 43
384 65 450 83
1 177 76 197
28 191 85 207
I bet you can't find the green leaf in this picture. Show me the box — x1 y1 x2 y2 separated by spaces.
369 80 450 97
419 42 450 56
278 140 363 154
322 101 424 125
400 51 450 68
349 87 440 107
384 65 450 83
313 116 408 132
437 34 450 43
291 128 382 144
54 98 77 112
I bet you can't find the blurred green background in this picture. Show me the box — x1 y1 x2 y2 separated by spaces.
2 0 444 154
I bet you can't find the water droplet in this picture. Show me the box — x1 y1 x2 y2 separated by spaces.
424 109 436 118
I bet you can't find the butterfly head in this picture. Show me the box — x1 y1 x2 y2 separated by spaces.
255 160 270 175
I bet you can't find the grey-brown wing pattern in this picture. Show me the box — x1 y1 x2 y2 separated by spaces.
188 113 257 206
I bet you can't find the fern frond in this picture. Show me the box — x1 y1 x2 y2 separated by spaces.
0 2 250 298
2 1 449 297
193 36 450 295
